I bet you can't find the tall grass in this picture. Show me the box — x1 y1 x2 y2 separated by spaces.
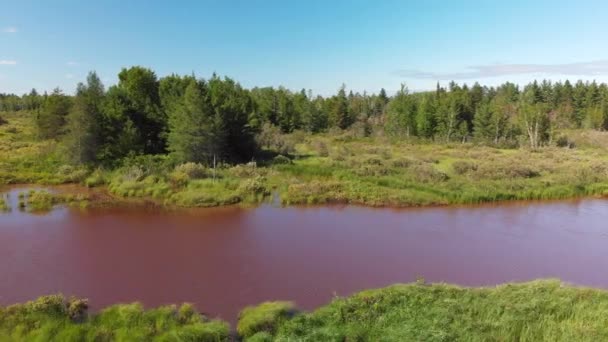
5 280 608 340
0 295 229 341
4 110 608 208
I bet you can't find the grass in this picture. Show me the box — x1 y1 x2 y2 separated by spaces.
3 110 608 208
269 280 608 341
18 189 89 212
0 196 8 211
0 295 229 341
5 280 608 341
237 301 296 338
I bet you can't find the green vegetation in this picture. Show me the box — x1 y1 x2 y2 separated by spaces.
0 196 8 211
17 189 89 212
5 280 608 341
2 71 608 208
0 295 229 341
268 280 608 341
237 302 296 339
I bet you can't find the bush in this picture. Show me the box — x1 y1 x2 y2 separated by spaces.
476 163 540 179
556 135 575 148
174 162 208 179
23 190 58 211
410 164 449 183
272 154 292 165
312 141 329 157
229 163 260 178
237 301 296 338
238 176 268 196
84 169 106 187
452 160 478 175
255 123 295 155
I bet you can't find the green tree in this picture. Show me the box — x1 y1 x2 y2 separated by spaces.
168 79 224 163
117 66 166 154
330 85 351 129
415 93 436 138
36 88 71 139
64 72 105 164
386 84 416 138
208 75 256 162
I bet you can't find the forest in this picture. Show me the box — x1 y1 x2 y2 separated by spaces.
2 68 608 162
2 67 608 208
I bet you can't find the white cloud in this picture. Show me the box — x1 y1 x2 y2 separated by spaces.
65 73 74 79
2 27 18 33
0 60 17 65
66 61 78 66
393 60 608 80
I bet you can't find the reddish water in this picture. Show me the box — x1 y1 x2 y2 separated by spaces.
1 187 608 323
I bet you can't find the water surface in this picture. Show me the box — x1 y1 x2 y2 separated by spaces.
1 187 608 322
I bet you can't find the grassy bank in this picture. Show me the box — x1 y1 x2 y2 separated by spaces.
2 110 608 209
3 280 608 341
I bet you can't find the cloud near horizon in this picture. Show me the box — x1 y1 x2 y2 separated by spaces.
0 60 17 65
394 60 608 80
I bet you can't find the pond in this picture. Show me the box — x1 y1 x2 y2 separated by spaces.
1 187 608 322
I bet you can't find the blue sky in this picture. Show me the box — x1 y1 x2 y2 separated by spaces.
1 0 608 95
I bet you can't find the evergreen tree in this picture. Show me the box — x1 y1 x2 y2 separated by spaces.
386 84 416 137
330 85 351 129
36 88 71 139
168 79 223 164
64 72 105 164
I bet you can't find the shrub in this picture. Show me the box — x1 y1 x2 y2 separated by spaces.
229 163 259 178
23 190 57 211
255 123 295 155
475 163 540 180
67 297 89 322
410 165 449 183
57 165 89 183
84 169 106 187
272 154 292 165
0 197 8 211
238 176 268 196
391 157 416 168
174 162 208 179
237 301 296 338
312 140 329 157
452 160 478 175
556 135 575 148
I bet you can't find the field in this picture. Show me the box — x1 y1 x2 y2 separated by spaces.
2 110 608 209
3 280 608 341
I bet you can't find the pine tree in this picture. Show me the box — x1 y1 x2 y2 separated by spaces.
386 84 416 137
168 79 224 164
64 72 105 164
36 88 71 139
331 85 351 129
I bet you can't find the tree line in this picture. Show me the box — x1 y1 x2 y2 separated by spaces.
2 67 608 166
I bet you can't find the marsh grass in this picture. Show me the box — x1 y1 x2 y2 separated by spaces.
0 295 229 341
0 196 8 211
18 190 89 212
5 281 608 341
4 110 608 208
270 280 608 341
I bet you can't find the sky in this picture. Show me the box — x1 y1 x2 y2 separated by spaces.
2 0 608 96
